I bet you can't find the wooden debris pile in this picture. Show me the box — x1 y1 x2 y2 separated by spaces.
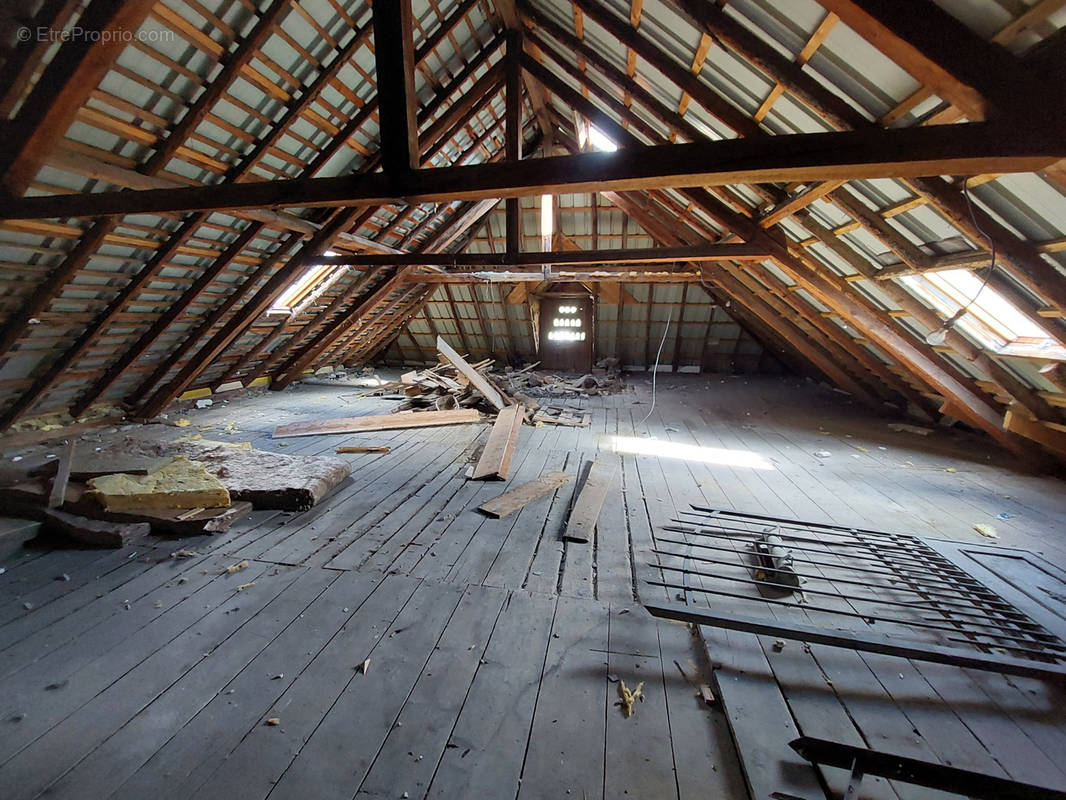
0 430 353 547
379 338 607 429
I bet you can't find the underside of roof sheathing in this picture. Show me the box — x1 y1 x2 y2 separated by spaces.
0 0 1064 459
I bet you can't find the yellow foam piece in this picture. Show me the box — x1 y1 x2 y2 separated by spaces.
88 456 231 511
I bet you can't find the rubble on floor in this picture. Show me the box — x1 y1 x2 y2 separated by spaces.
0 428 353 546
329 345 624 429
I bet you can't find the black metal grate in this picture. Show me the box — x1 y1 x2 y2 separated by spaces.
643 506 1066 680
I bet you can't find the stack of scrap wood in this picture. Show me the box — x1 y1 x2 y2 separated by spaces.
0 430 355 546
102 436 353 512
381 338 604 429
0 445 251 546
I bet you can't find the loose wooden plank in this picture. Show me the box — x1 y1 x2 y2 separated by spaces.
471 404 523 480
563 458 618 543
42 509 149 548
33 453 171 481
47 441 75 509
478 471 574 519
0 481 253 536
436 335 508 411
272 408 481 438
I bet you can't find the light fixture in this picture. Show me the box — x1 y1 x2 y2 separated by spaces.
924 308 966 346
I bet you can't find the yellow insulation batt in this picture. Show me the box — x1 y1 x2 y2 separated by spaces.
88 456 231 511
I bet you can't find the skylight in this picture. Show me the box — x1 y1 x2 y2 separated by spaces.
587 126 617 152
901 269 1058 356
576 120 617 153
270 250 342 314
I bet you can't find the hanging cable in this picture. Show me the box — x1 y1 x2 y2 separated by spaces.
638 306 673 429
924 180 998 345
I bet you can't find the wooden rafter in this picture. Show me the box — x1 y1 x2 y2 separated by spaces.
815 0 1056 120
0 0 156 196
4 121 1060 220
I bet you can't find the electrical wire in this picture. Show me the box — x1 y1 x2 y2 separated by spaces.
637 306 673 429
954 181 998 311
923 180 998 342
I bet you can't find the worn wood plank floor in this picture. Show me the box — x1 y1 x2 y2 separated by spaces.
2 373 1065 799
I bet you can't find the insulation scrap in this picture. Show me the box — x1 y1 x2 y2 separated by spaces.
236 581 255 591
616 679 644 717
973 523 999 539
88 456 230 511
224 560 249 574
888 423 933 436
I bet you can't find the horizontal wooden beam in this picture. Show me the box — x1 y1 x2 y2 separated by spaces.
309 242 770 267
3 122 1060 220
405 268 709 283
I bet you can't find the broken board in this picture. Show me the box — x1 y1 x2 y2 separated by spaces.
0 481 252 536
472 405 524 480
43 508 149 548
272 408 481 438
436 336 508 411
563 459 618 544
33 452 171 481
48 441 75 509
478 471 574 519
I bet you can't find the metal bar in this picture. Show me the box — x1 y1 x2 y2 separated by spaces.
645 601 1066 681
664 524 993 590
673 517 934 556
652 548 1051 630
790 736 1066 799
687 505 936 541
645 578 1066 651
653 536 1024 607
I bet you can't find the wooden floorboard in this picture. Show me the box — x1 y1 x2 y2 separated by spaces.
2 373 1066 799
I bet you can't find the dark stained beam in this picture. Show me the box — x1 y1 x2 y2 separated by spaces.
3 122 1061 220
505 30 523 256
495 0 553 144
0 0 156 195
815 0 1053 120
372 0 419 174
406 269 711 283
309 242 770 267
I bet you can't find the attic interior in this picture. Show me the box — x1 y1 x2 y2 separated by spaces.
3 0 1066 797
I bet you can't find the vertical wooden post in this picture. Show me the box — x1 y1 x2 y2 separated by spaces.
505 29 523 257
373 0 419 175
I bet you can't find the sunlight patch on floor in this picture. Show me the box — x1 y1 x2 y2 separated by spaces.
605 435 775 470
